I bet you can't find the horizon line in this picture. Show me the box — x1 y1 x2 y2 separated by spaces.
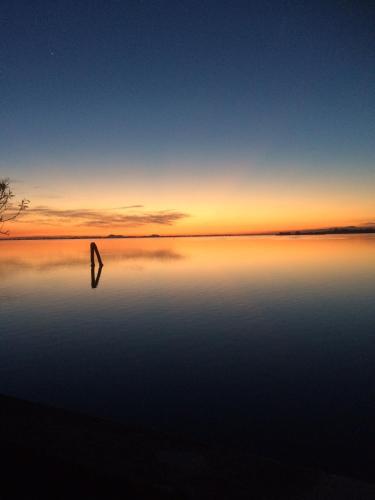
1 225 375 242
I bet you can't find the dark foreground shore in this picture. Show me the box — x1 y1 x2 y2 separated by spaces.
1 394 374 499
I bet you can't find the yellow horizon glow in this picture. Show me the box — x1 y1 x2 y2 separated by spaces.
5 162 375 237
7 198 374 237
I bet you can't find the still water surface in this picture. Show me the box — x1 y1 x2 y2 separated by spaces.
1 235 374 477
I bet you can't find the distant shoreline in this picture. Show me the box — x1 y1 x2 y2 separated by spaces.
1 232 271 242
1 228 374 242
277 228 375 236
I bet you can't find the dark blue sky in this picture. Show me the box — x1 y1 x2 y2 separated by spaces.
1 0 374 166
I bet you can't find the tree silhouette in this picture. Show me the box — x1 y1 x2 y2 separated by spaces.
0 178 29 235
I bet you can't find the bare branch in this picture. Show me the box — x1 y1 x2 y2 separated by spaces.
0 178 29 235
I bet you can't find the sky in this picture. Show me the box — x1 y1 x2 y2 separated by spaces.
1 0 374 236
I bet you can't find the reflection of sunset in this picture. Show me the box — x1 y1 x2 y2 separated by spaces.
2 235 374 287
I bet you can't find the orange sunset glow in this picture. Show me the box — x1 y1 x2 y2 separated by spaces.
5 165 375 237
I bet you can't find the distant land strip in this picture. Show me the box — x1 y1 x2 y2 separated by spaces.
1 226 374 241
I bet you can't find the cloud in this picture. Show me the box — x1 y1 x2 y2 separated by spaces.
362 221 375 226
117 205 144 209
25 205 189 228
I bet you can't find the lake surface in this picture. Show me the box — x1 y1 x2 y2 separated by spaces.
1 235 374 479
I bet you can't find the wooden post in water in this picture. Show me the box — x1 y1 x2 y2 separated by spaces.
90 242 103 267
90 243 103 289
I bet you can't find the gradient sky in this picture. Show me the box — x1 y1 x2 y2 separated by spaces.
1 0 374 236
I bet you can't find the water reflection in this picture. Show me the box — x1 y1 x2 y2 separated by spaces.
0 235 375 479
0 240 185 278
91 263 103 289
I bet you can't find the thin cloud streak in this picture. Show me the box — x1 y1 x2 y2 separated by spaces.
25 206 189 228
118 205 144 209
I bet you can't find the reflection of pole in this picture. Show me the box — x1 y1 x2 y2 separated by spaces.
90 242 103 289
91 263 103 289
90 242 103 267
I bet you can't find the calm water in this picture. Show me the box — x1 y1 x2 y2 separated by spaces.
1 235 375 478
